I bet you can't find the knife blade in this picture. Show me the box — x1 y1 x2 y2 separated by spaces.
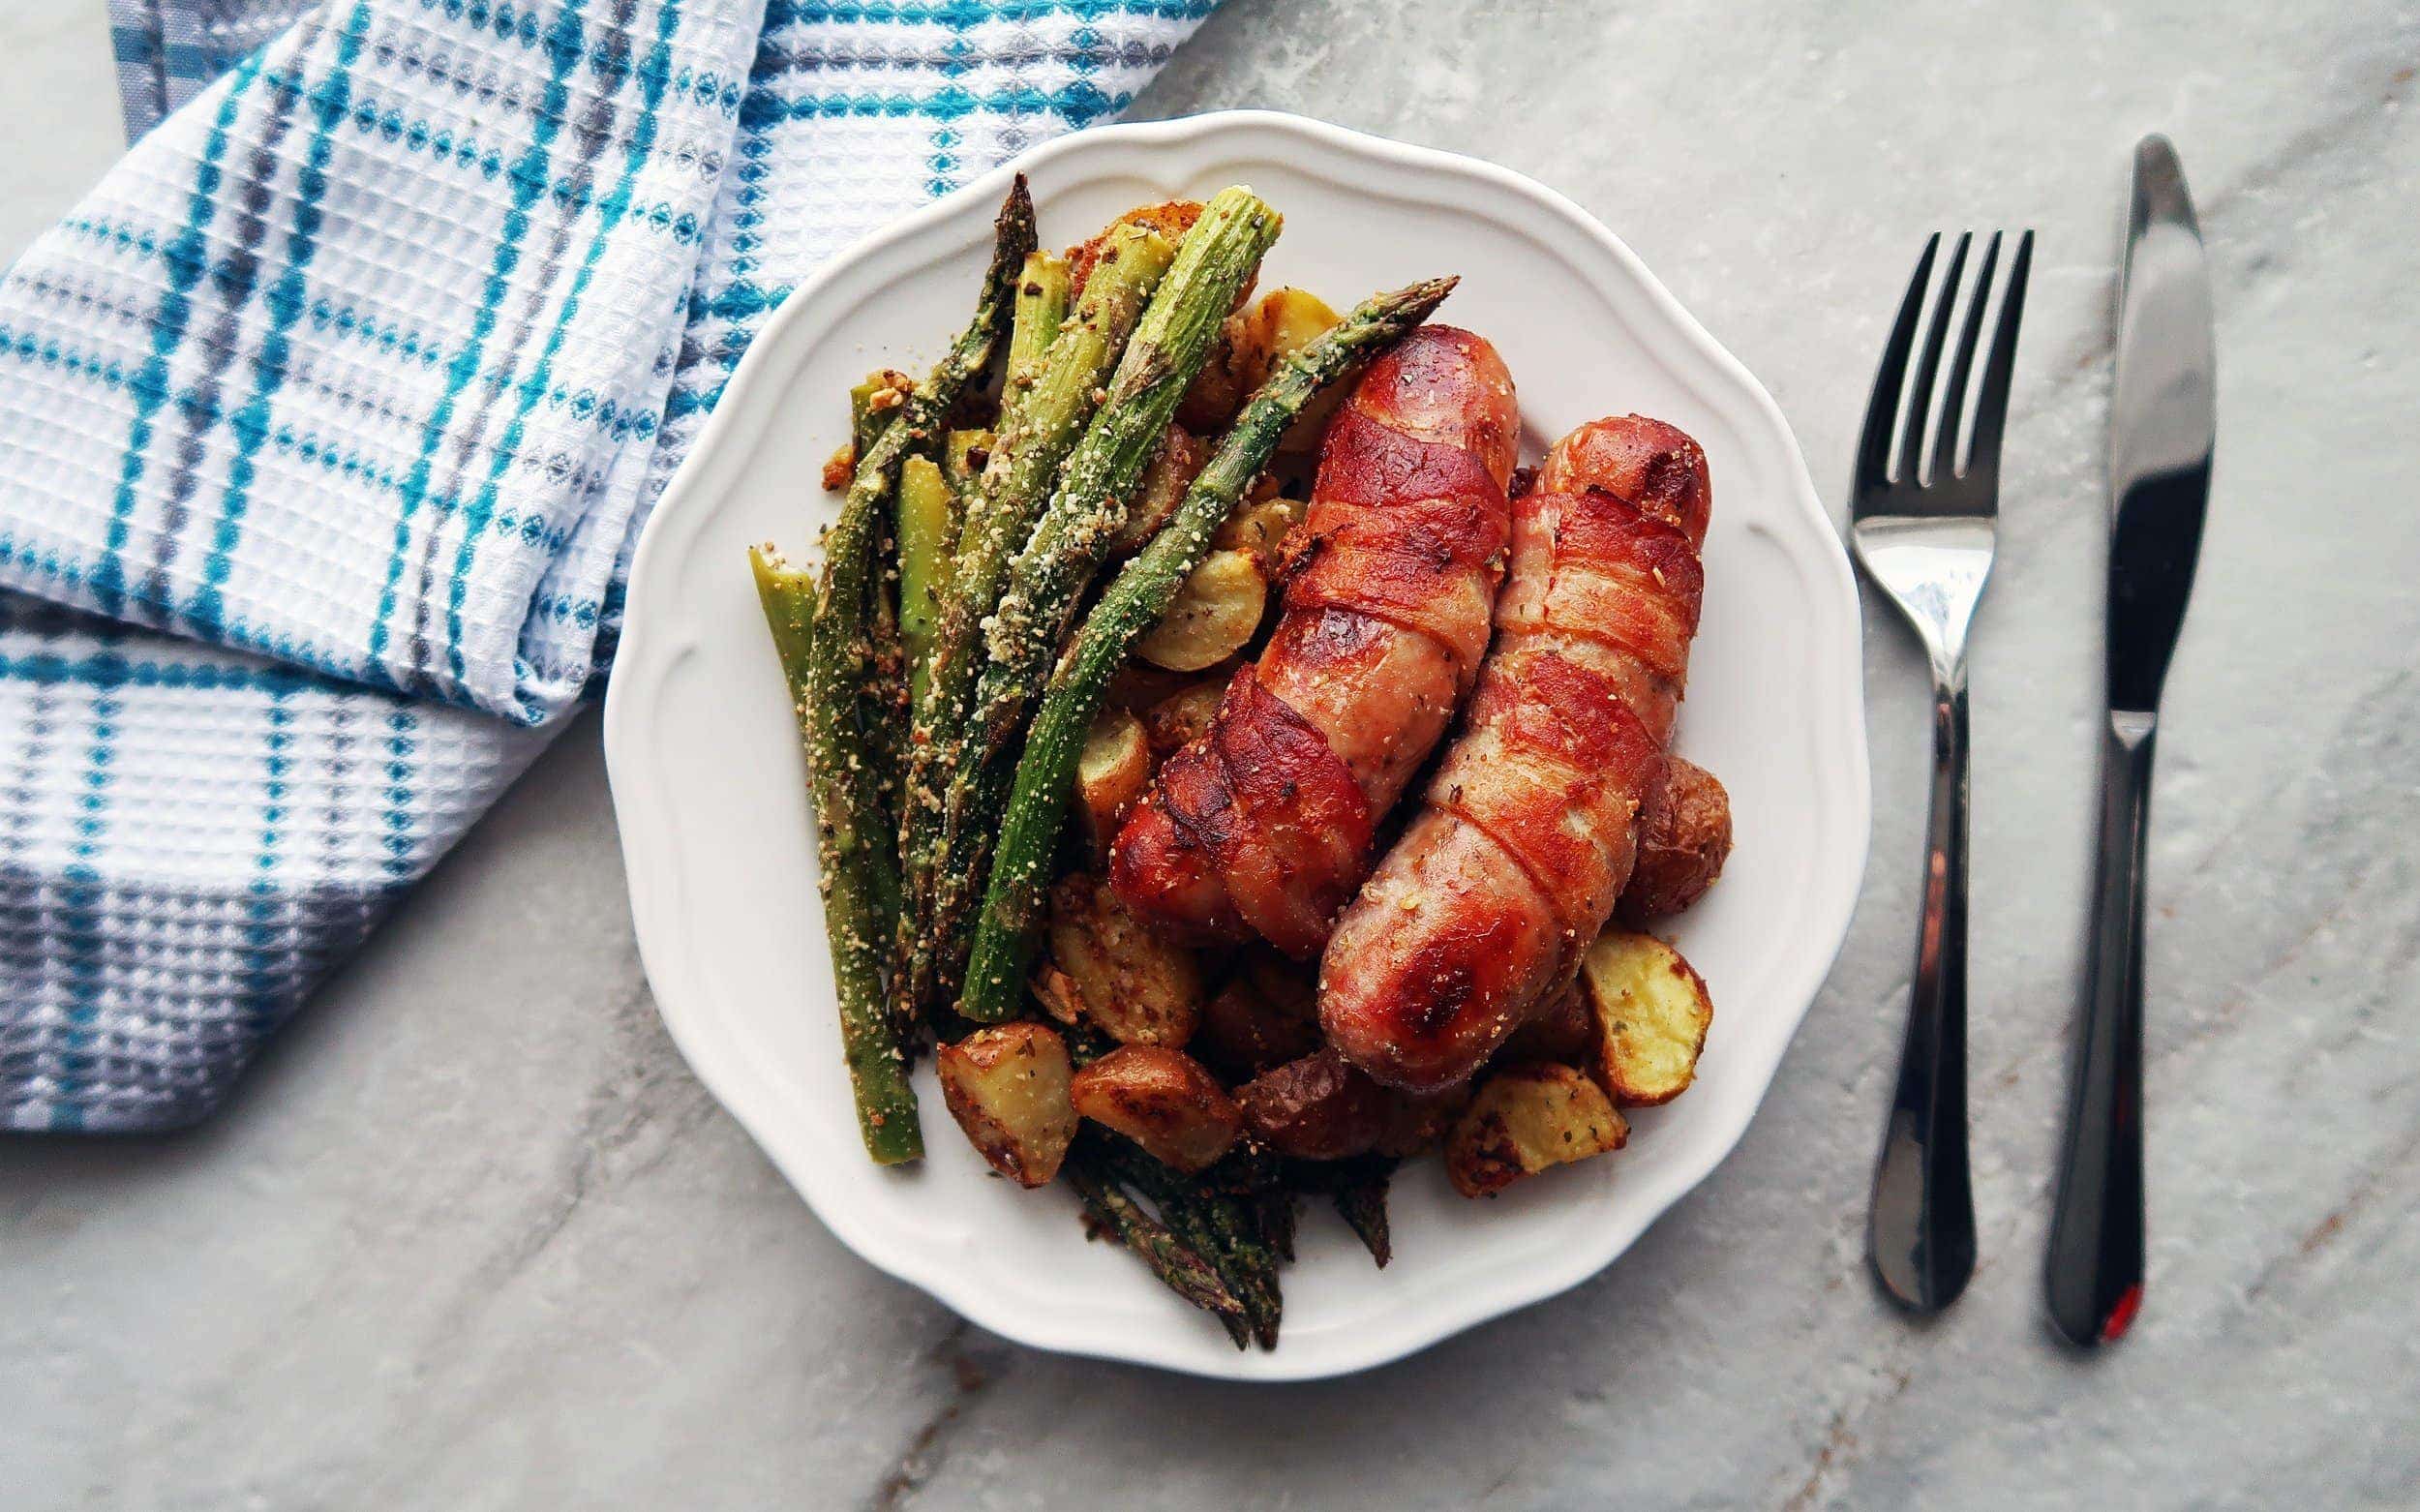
2045 134 2216 1347
2104 136 2216 714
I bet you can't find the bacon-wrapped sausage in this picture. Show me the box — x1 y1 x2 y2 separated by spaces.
1107 326 1519 957
1319 416 1710 1092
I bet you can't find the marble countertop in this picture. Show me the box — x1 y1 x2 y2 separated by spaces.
4 1 2414 1506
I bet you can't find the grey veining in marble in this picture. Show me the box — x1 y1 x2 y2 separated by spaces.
4 1 2417 1506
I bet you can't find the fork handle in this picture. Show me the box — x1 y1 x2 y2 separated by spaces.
2044 712 2155 1346
1867 663 1979 1314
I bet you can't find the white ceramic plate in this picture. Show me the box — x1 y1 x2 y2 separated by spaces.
605 110 1868 1381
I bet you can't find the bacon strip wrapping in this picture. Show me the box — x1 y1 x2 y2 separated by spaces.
1108 326 1519 958
1319 416 1711 1092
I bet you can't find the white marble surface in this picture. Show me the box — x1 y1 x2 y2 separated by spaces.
4 1 2416 1506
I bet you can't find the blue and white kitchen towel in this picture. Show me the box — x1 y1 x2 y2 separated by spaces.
0 0 1216 1133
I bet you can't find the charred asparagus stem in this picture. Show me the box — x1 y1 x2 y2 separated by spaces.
899 224 1177 1019
779 176 1035 1164
956 276 1460 1021
1104 1142 1285 1349
751 548 919 1164
927 188 1284 1006
1331 1161 1396 1268
1067 1142 1252 1347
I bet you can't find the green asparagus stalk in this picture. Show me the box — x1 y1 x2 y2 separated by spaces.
1066 1143 1252 1347
850 369 913 457
779 175 1036 1164
1006 251 1072 409
927 188 1284 1003
895 456 953 705
751 548 918 1164
956 276 1459 1021
897 224 1177 1019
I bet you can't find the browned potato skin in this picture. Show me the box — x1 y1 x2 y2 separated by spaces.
1104 659 1204 718
1495 977 1594 1067
1174 316 1253 433
1138 679 1229 760
1107 424 1209 558
1583 929 1714 1106
1193 950 1322 1080
1047 874 1203 1046
1445 1062 1629 1198
1234 1048 1394 1161
1618 756 1733 924
1070 1044 1242 1173
1074 709 1152 864
936 1023 1077 1188
1371 1082 1472 1160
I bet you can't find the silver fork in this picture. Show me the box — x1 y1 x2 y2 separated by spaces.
1853 229 2034 1315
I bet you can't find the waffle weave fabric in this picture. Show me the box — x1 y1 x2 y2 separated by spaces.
0 0 1216 1133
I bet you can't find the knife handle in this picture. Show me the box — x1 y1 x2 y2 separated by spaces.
2046 711 2155 1346
1867 664 1978 1314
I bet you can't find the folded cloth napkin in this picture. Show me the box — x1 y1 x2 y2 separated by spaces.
0 0 1216 1133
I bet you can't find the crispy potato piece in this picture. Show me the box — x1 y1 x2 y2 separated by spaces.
1047 873 1203 1046
1445 1062 1628 1198
936 1022 1077 1188
1070 1044 1241 1173
1104 659 1200 717
1175 313 1254 433
1234 1048 1393 1161
1619 756 1733 923
1372 1082 1471 1160
1136 549 1267 672
1139 678 1229 759
1075 708 1151 863
1211 476 1303 570
1194 951 1322 1079
1581 928 1714 1105
1107 424 1208 559
1495 976 1595 1068
1068 198 1205 301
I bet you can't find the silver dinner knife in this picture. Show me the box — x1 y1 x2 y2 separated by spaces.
2044 135 2215 1347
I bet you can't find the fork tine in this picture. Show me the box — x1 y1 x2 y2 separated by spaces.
1927 231 2002 484
1896 231 1970 487
1963 229 2035 484
1855 234 1939 495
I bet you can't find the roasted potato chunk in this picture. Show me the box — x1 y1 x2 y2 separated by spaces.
1581 928 1713 1105
1139 678 1229 759
1175 315 1254 433
1070 1044 1241 1173
1074 708 1151 863
1445 1062 1628 1198
936 1023 1077 1188
1194 953 1322 1079
1235 1048 1394 1161
1136 549 1267 672
1047 873 1202 1046
1618 756 1733 924
1107 424 1208 559
1211 476 1303 570
1495 976 1595 1068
